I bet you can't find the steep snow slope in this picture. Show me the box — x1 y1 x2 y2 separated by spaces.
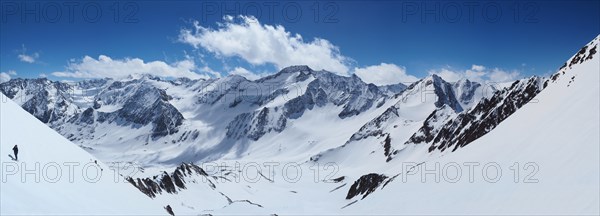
339 35 600 214
0 95 162 215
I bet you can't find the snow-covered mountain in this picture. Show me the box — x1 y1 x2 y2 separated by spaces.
0 65 404 165
310 73 488 165
1 34 598 215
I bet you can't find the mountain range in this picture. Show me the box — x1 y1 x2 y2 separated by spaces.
1 34 598 215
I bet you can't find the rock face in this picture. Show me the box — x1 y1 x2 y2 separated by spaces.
346 173 388 200
0 78 78 124
0 77 185 140
405 104 455 145
105 85 184 138
453 78 484 109
226 107 287 141
126 163 207 198
428 74 464 113
427 76 544 152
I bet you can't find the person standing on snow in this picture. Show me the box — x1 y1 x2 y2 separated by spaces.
12 145 18 161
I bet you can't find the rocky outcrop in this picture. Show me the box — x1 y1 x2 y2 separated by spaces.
427 76 543 152
126 163 208 198
227 107 287 141
346 173 387 200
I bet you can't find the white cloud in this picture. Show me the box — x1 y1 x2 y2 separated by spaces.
51 55 207 79
18 44 39 63
0 73 9 83
199 65 222 78
471 64 485 71
18 53 39 63
39 73 47 78
0 70 16 83
429 64 520 83
179 15 350 75
229 67 264 80
353 63 418 85
433 68 466 82
488 68 520 82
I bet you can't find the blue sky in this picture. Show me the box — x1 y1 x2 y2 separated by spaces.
1 0 599 85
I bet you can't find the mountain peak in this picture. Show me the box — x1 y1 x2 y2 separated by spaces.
456 78 472 84
125 73 161 81
278 65 313 74
419 73 446 86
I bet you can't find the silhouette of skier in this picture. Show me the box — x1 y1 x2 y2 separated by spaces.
12 145 18 161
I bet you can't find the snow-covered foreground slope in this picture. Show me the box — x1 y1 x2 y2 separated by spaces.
0 95 162 215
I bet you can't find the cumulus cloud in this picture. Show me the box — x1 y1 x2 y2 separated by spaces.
0 70 16 83
51 55 207 79
429 64 520 83
354 63 418 86
179 15 350 76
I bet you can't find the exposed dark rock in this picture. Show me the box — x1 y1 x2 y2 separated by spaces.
126 163 207 198
346 173 387 200
429 74 463 112
382 134 393 162
164 205 174 216
0 78 76 124
331 176 345 183
115 86 184 138
426 76 543 152
226 107 287 141
405 105 454 145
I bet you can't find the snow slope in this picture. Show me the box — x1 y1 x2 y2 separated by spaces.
0 95 163 215
339 35 600 214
